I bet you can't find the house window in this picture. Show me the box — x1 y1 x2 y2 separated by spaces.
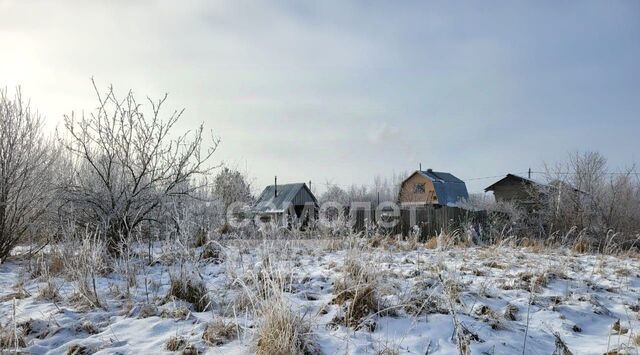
414 183 425 194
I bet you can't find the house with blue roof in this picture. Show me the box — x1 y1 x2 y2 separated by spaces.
397 169 469 207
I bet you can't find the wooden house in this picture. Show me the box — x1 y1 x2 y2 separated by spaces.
484 174 545 205
398 169 469 207
253 181 318 226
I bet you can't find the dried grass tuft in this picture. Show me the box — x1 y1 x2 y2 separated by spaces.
504 303 519 321
201 242 224 264
67 344 92 355
424 238 438 249
167 275 210 312
0 324 26 349
256 295 318 355
138 303 158 318
202 318 237 346
38 279 61 301
331 254 380 330
165 335 188 351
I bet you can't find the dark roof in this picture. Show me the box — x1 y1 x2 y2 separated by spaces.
484 174 546 192
407 170 469 206
418 170 464 183
254 183 318 213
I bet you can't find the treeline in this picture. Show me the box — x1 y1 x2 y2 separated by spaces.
1 83 639 261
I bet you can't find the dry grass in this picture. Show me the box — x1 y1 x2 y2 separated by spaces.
181 344 198 355
193 228 208 247
165 335 188 351
67 344 91 355
331 253 380 330
202 318 237 346
77 321 98 335
161 306 192 320
30 249 66 279
201 242 224 263
504 303 519 321
424 238 438 249
256 295 318 355
572 239 591 254
138 303 158 318
37 279 61 301
67 292 100 311
0 324 26 349
167 275 210 312
611 319 629 335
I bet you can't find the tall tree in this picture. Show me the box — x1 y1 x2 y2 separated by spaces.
0 88 56 262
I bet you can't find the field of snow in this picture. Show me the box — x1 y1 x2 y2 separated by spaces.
1 236 639 354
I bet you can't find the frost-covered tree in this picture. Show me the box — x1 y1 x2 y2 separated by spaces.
0 88 57 262
61 80 218 252
213 167 253 212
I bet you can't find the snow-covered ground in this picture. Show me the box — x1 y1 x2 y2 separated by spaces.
1 237 639 354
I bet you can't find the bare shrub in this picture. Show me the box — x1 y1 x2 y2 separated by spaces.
60 79 218 253
256 295 318 355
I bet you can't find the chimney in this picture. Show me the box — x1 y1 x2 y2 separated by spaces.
419 163 422 171
274 176 278 197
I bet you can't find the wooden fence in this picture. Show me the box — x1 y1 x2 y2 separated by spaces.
351 205 487 241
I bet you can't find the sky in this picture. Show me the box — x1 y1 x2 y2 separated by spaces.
1 0 639 195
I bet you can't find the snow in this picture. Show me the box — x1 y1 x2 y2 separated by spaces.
1 239 639 354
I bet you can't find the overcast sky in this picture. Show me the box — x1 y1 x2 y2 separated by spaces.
1 1 639 194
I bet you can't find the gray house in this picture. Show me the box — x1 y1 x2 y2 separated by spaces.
253 182 318 226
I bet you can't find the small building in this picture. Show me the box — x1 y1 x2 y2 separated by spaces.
253 182 318 226
484 174 545 205
398 169 469 207
485 174 585 208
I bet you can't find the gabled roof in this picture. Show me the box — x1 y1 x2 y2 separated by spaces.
403 169 469 206
254 183 318 213
484 174 546 192
417 170 464 184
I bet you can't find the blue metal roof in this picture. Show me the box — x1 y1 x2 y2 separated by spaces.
416 170 469 206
